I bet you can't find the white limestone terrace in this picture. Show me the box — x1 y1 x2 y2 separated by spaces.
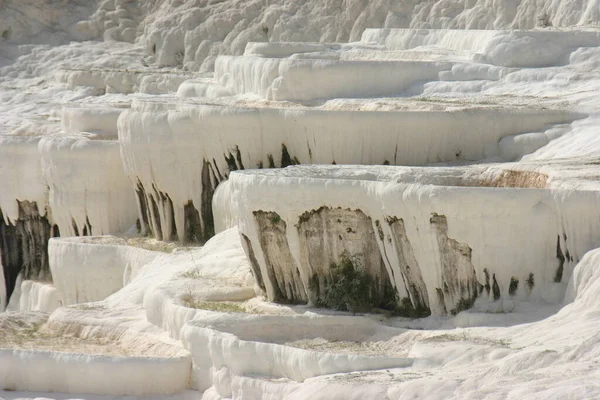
209 29 600 102
224 164 600 315
2 0 600 398
120 94 581 245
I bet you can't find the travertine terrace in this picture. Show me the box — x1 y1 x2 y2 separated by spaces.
2 0 600 399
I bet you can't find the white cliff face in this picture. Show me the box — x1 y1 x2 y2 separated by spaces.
119 102 580 243
226 166 600 315
39 137 138 237
3 0 600 399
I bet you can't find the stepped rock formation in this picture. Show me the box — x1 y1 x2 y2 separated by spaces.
2 0 600 399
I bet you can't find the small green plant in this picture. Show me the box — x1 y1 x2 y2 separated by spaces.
180 268 203 279
270 214 281 225
321 256 372 315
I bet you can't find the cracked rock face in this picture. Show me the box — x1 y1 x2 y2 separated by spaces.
0 201 54 308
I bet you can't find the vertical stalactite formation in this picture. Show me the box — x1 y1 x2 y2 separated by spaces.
133 158 222 244
429 213 479 314
0 201 53 308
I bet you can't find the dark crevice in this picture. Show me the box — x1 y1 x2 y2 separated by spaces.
241 234 266 291
184 201 202 244
200 160 216 243
555 234 565 283
281 144 294 167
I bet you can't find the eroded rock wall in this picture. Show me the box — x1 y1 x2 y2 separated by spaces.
296 207 394 308
119 104 578 244
230 167 600 315
0 201 53 308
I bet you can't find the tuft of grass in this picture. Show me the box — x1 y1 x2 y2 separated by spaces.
72 303 105 311
181 299 247 313
180 268 203 279
425 333 511 347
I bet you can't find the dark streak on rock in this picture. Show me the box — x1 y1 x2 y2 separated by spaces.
85 216 93 237
148 193 162 240
509 277 519 296
71 218 79 237
224 153 238 173
241 233 266 292
386 216 430 316
235 146 245 170
199 160 216 242
430 213 478 312
555 234 565 283
483 268 490 295
0 202 53 309
253 211 304 303
281 144 296 168
165 194 178 241
135 180 150 235
492 274 501 300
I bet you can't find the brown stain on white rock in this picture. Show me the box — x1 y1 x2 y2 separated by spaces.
0 201 53 308
253 211 306 303
296 207 395 308
386 217 430 315
429 213 479 314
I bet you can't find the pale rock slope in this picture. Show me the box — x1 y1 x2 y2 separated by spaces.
1 0 600 399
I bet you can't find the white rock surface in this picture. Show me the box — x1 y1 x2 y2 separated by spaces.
2 0 600 399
